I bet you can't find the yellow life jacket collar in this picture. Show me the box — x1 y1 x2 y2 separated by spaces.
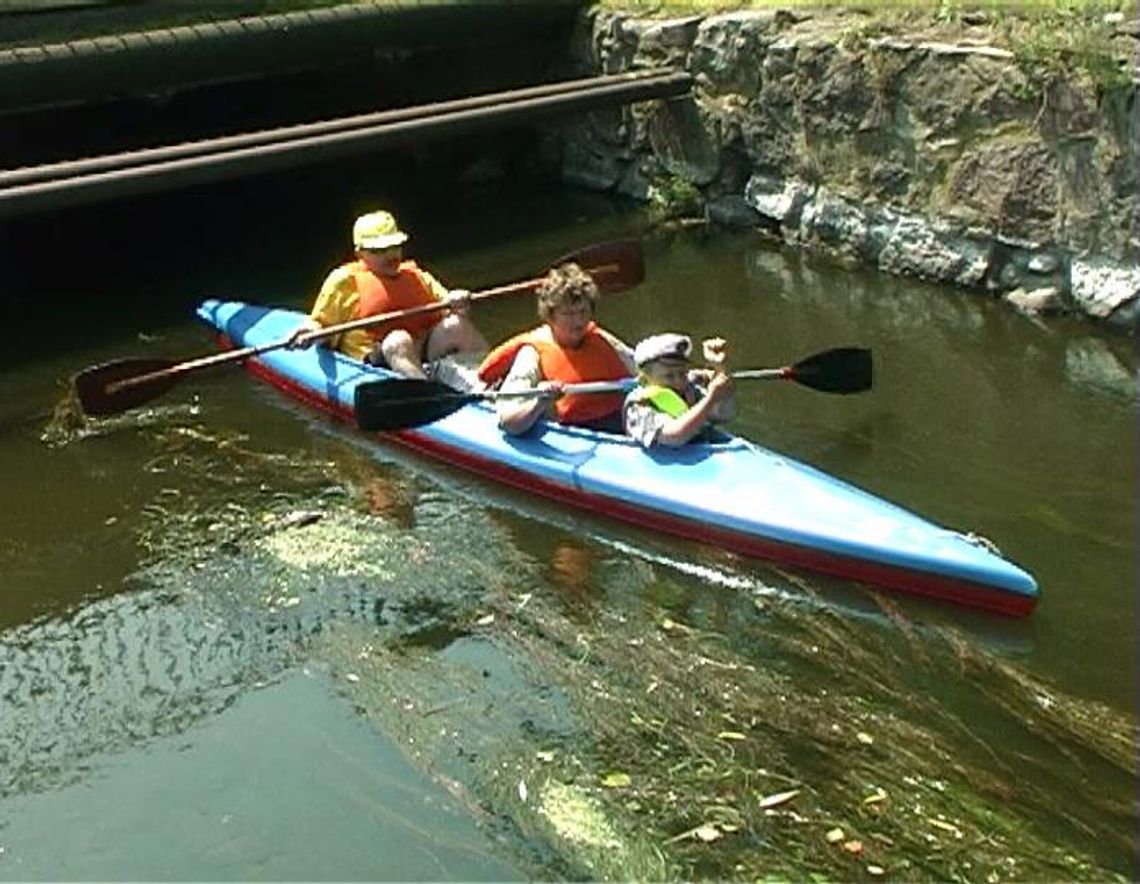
639 383 690 418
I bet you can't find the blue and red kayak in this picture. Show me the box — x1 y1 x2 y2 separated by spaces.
197 299 1039 617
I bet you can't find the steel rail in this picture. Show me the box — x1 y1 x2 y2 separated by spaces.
0 70 692 219
0 69 681 189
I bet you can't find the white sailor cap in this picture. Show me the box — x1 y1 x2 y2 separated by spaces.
634 333 692 368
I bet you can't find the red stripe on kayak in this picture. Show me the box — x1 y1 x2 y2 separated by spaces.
387 430 1036 618
241 355 1036 618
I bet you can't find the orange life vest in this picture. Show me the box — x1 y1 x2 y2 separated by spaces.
478 323 631 425
352 259 441 341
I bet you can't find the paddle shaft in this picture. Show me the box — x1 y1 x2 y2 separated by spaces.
75 238 645 417
355 346 871 432
370 370 803 411
103 253 633 395
483 379 630 400
731 368 786 381
471 370 787 401
110 355 790 396
104 278 537 395
282 256 627 349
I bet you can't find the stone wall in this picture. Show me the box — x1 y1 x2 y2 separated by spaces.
552 8 1139 329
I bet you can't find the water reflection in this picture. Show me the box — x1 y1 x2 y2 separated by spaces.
548 542 596 602
1063 334 1136 401
744 240 1137 407
0 499 523 805
0 585 282 800
336 451 420 530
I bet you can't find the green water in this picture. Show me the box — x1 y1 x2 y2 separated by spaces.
0 167 1134 880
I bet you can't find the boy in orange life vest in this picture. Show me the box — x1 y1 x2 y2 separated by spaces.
623 333 735 448
477 262 636 435
289 210 487 379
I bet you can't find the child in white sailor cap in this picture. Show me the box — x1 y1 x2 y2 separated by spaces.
624 333 735 448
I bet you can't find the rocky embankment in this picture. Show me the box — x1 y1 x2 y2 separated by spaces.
554 7 1138 329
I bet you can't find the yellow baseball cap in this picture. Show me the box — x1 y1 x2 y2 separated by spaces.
352 210 409 250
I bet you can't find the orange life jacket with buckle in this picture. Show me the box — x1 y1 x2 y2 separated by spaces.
478 323 631 425
352 260 441 341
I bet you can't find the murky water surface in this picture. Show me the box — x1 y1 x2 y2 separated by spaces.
0 168 1135 880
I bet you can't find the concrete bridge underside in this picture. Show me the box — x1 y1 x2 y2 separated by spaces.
1 2 602 173
1 1 589 116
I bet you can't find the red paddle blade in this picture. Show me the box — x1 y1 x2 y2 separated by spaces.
74 357 181 416
555 239 645 294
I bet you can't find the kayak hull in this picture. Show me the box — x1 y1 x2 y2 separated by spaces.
197 300 1039 617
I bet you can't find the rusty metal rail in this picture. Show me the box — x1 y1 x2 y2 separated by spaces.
0 70 681 189
0 69 692 219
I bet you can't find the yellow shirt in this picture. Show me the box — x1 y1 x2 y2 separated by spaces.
309 263 450 360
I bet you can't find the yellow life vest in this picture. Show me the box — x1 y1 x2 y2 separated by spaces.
638 384 690 417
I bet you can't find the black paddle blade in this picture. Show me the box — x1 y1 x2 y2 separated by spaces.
555 239 645 294
354 378 479 432
74 357 181 416
788 347 872 394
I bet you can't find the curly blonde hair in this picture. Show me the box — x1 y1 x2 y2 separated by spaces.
536 262 599 322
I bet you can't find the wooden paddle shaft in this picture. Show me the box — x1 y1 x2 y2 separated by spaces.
105 278 541 395
291 255 625 345
101 248 633 396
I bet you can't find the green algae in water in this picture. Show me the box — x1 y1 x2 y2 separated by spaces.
539 780 622 849
112 423 1136 882
259 518 396 580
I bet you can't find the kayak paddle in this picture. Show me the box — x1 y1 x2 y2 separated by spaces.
73 238 645 417
355 378 629 432
733 346 872 394
354 346 873 432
